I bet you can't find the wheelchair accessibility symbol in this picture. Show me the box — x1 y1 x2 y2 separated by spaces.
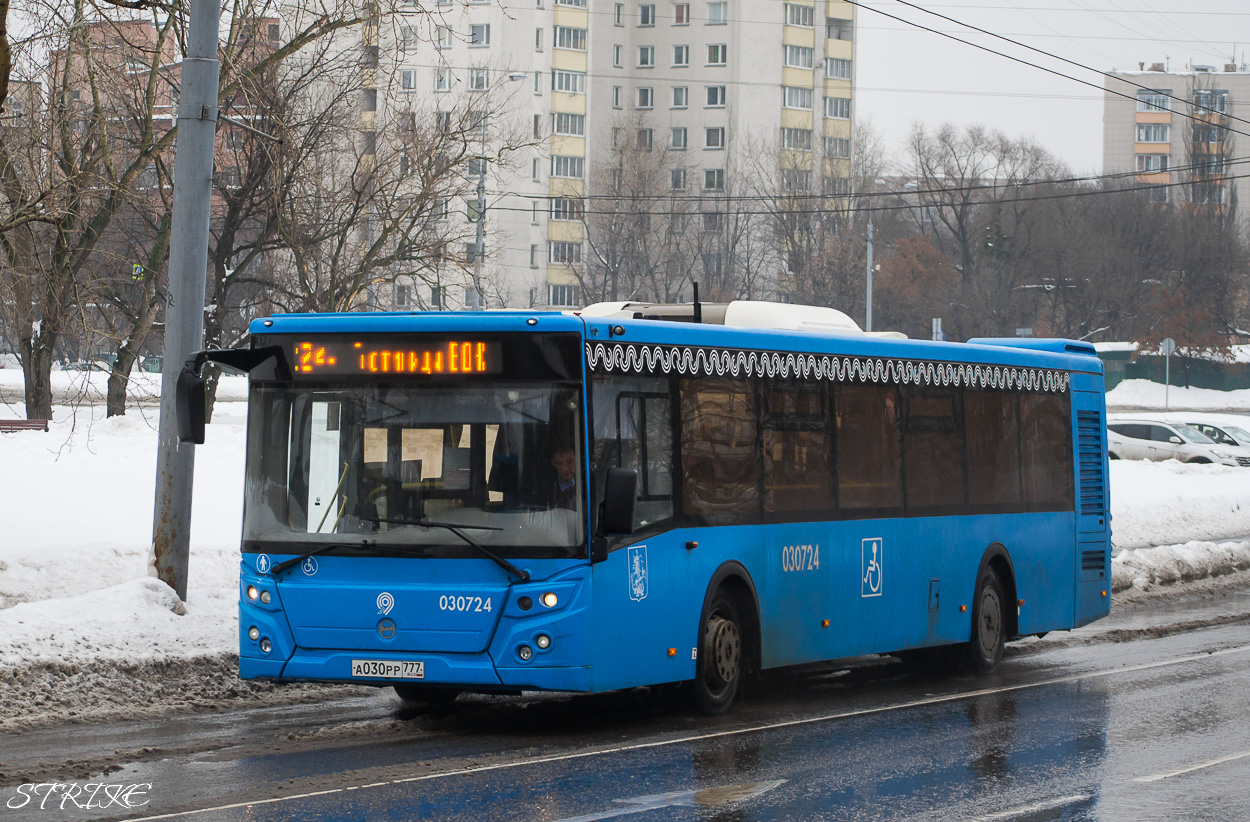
861 538 883 598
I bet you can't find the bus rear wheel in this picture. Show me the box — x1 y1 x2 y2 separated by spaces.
964 567 1006 675
694 592 743 715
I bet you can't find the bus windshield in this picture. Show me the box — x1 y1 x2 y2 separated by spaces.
243 380 586 559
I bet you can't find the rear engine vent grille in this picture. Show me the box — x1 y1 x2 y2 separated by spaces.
1077 410 1106 516
1082 549 1106 571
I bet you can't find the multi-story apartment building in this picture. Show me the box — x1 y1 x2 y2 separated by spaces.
375 0 856 310
1104 62 1247 213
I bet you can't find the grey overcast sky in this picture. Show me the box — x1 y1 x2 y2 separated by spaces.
854 0 1250 174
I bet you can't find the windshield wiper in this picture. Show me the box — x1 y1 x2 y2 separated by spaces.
270 539 376 576
358 516 529 582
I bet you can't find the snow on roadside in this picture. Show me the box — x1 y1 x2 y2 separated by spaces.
1107 379 1250 412
1109 459 1250 549
1112 540 1250 594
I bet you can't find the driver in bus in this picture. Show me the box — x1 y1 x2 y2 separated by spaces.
547 445 579 510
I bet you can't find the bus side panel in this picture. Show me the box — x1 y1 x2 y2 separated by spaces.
1071 373 1112 628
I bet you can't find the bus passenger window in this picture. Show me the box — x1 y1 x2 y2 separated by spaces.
590 375 674 531
835 384 902 511
681 377 759 524
964 389 1022 507
903 388 966 510
763 383 833 515
1021 393 1074 510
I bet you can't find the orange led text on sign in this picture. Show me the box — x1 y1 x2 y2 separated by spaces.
294 342 336 373
358 341 491 374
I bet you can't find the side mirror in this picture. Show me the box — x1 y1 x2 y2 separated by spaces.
599 468 637 536
176 365 206 444
1169 436 1182 445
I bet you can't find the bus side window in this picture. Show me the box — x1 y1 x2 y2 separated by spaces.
591 375 674 531
903 387 966 511
680 377 759 525
964 389 1022 507
762 380 833 515
834 383 903 511
1020 393 1074 510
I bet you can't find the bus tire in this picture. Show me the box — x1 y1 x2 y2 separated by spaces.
964 567 1006 674
393 684 460 707
694 591 743 715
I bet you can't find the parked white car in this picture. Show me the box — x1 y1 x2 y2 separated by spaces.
1153 412 1250 454
1106 416 1250 466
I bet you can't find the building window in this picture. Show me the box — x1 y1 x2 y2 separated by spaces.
782 86 813 109
436 25 452 48
549 284 579 306
400 70 416 91
1135 90 1169 112
1193 89 1228 113
706 85 726 107
782 168 811 190
435 110 452 132
553 70 586 94
535 28 543 50
707 1 727 24
672 86 689 108
435 198 450 219
671 127 688 149
550 198 585 220
826 58 852 79
702 211 722 232
400 26 419 49
672 168 687 190
1146 185 1168 203
825 136 851 159
1192 124 1222 143
549 241 583 264
674 3 690 24
1136 123 1169 143
552 112 586 135
785 45 814 68
705 126 725 149
640 4 656 25
614 44 623 66
469 68 489 91
1136 154 1169 172
362 88 378 111
530 245 540 268
825 96 851 119
432 68 450 91
707 44 727 65
554 0 587 5
702 252 723 277
785 3 813 27
551 155 585 178
430 286 443 309
823 176 851 195
554 26 587 50
674 44 690 66
827 16 852 40
615 3 624 24
638 45 656 67
704 168 724 190
532 157 541 180
637 87 654 108
394 284 411 307
613 85 622 108
534 71 543 95
467 156 488 178
637 127 654 150
781 127 812 151
470 24 490 46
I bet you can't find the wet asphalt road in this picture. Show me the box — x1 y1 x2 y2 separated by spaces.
4 586 1250 822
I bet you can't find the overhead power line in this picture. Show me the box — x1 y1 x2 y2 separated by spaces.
841 0 1250 140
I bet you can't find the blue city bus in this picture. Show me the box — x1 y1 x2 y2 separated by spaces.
179 300 1111 713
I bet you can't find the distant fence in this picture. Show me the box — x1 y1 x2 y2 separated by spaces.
1100 350 1250 391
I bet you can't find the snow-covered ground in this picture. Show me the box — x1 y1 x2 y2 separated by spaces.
1107 379 1250 412
2 388 1250 729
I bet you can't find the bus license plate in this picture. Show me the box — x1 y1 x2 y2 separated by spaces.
351 659 425 679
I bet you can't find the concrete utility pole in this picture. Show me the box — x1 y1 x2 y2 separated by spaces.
865 217 874 332
151 0 220 601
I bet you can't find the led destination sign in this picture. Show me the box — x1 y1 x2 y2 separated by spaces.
292 340 503 377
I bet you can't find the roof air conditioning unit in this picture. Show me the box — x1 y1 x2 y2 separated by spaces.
1226 64 1238 73
1150 63 1165 72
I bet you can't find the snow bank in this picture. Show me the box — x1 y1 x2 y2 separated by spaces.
1107 379 1250 412
1109 459 1250 549
1112 540 1250 593
0 368 247 410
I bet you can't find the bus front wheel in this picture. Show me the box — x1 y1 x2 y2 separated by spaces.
964 568 1006 674
694 592 743 715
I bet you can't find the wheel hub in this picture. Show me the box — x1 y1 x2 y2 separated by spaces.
704 614 741 688
978 588 1001 657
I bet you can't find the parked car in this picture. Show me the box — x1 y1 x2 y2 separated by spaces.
1106 416 1250 466
1154 412 1250 453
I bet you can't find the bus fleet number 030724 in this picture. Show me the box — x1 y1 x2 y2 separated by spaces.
781 544 820 573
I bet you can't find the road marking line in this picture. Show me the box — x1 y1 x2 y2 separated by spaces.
122 642 1250 822
970 793 1092 820
1134 749 1250 783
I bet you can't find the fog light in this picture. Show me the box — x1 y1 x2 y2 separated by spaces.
259 638 272 654
518 644 533 661
248 626 260 641
541 592 558 608
260 591 271 605
518 596 533 611
246 585 259 601
536 634 551 650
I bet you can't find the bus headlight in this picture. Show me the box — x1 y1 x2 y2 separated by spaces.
541 592 558 608
248 626 260 641
536 634 551 650
518 644 533 661
259 638 272 654
260 591 271 605
246 585 259 601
